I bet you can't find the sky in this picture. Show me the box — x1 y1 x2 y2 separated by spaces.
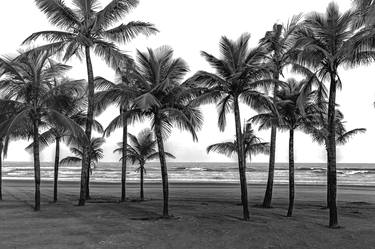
0 0 374 163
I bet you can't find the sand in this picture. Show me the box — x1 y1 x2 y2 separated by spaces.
1 180 375 249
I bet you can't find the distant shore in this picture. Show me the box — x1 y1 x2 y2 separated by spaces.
4 179 375 189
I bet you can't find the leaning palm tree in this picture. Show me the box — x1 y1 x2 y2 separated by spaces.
188 34 272 220
114 128 175 200
207 123 269 163
24 0 158 206
294 2 375 227
259 15 302 208
252 78 320 217
94 60 143 202
0 49 85 210
131 46 203 217
60 137 105 183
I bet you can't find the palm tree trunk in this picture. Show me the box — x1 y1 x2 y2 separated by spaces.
140 162 144 201
263 73 279 208
263 126 276 208
327 72 338 227
325 145 329 209
233 97 249 221
154 121 169 217
33 119 41 211
0 138 3 201
79 45 95 206
121 109 128 202
287 129 295 217
86 168 90 199
53 137 60 202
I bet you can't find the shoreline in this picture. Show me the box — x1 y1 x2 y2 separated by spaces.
4 179 375 189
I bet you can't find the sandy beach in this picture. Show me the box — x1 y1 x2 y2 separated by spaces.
0 180 374 249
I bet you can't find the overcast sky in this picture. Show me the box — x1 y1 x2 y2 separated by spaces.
0 0 374 163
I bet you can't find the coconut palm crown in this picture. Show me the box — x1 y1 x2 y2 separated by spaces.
114 128 175 200
207 123 269 161
60 137 105 169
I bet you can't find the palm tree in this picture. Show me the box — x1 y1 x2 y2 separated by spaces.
294 2 375 227
24 0 158 206
131 46 203 217
60 137 105 181
252 78 320 217
26 104 104 202
188 34 272 220
114 128 175 200
207 123 269 162
94 60 143 202
0 49 85 210
259 16 302 208
304 110 366 207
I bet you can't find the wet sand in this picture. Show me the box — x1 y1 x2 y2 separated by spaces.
1 180 375 249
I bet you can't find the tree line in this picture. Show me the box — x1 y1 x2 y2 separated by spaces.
0 0 374 229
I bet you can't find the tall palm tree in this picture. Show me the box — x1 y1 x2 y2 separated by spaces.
114 128 175 200
60 137 105 179
189 34 272 220
252 78 320 217
131 46 203 217
259 16 302 208
94 60 143 202
294 2 375 227
24 0 158 206
0 49 85 210
207 123 269 162
26 107 104 202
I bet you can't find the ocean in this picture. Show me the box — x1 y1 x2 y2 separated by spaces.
3 161 375 186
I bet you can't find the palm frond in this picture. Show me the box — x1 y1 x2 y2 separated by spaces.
60 156 81 165
104 21 158 44
337 128 366 145
207 142 237 157
96 0 139 30
33 0 79 30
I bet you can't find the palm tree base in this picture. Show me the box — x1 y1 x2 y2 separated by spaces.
78 199 85 206
160 214 179 220
261 204 272 208
328 224 341 229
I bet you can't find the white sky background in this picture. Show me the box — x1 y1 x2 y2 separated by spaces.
0 0 374 163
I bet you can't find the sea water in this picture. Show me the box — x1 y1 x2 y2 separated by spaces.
3 162 375 186
3 161 375 186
